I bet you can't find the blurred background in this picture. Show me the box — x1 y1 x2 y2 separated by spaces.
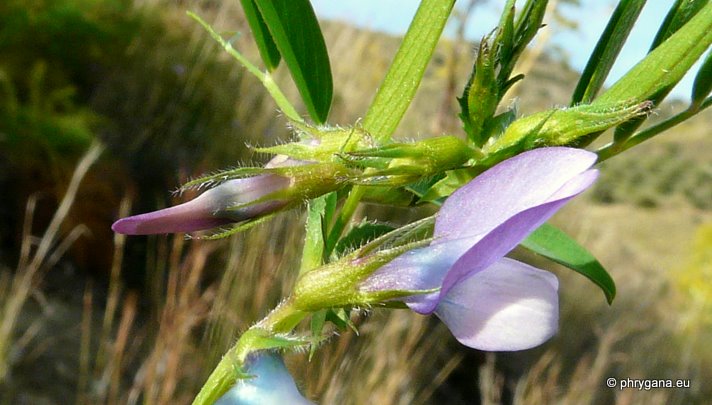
1 0 711 404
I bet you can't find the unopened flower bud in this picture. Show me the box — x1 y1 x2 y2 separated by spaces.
112 174 289 235
112 157 353 235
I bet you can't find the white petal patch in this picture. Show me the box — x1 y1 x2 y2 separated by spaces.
435 258 559 351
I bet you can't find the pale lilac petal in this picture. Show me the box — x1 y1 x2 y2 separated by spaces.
215 353 313 405
434 169 598 312
359 237 477 296
434 147 597 241
211 176 290 220
435 258 559 351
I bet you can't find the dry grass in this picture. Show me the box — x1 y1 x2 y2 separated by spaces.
0 141 103 382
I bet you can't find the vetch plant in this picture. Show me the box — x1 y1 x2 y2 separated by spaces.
110 0 712 403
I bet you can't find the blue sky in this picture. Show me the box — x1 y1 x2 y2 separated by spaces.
311 1 703 101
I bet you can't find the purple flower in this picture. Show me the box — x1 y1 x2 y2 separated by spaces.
215 352 313 405
360 147 599 351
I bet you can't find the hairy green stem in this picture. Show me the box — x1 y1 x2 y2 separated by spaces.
325 186 365 256
597 97 712 161
188 11 303 123
192 299 307 405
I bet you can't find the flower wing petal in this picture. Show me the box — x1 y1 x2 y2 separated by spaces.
359 237 476 308
435 258 559 351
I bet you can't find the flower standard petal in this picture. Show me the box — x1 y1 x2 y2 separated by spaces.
434 258 559 351
215 353 313 405
434 147 598 241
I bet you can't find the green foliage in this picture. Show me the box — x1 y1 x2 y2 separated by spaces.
600 0 712 106
239 0 281 71
571 0 646 105
458 0 550 146
0 0 138 169
4 0 712 402
523 223 616 304
188 11 303 123
650 0 709 51
361 0 456 141
601 2 712 142
692 49 712 107
0 0 139 94
0 63 97 165
251 0 333 123
334 221 396 257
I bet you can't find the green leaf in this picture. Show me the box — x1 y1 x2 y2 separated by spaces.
239 0 281 70
597 3 712 106
334 222 396 257
522 223 616 304
571 0 647 105
692 50 712 107
325 308 357 333
650 0 708 51
598 2 712 142
254 0 332 123
300 196 328 274
309 310 327 360
362 0 455 141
